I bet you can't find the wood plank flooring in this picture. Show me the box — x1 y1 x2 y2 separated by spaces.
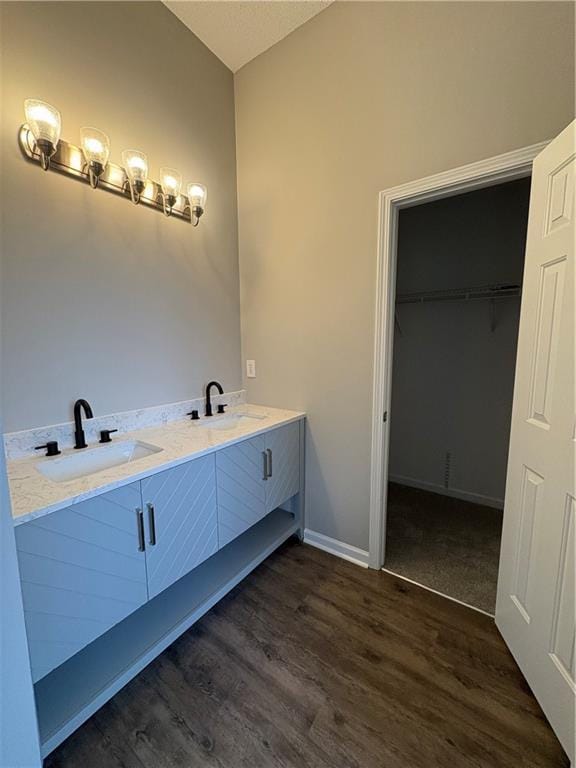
45 539 568 768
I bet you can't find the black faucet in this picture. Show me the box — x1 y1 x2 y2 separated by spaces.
74 398 94 449
205 381 224 417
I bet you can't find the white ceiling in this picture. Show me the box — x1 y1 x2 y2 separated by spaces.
164 1 333 72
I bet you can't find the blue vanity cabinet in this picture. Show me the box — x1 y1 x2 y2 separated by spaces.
140 455 218 600
264 421 300 514
216 422 301 548
216 434 267 547
14 481 148 682
14 418 303 692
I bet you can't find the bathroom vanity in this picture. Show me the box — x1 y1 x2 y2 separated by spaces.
8 405 305 758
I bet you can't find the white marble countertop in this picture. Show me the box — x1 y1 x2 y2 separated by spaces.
8 405 305 525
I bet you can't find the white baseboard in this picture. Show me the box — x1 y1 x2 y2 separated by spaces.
388 474 504 510
303 529 369 568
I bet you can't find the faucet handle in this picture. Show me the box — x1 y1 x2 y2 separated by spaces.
35 441 61 457
99 429 118 443
217 404 228 414
187 410 200 420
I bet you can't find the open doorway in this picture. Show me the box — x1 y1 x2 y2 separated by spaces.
383 179 531 614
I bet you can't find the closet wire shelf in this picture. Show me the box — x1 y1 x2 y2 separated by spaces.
396 283 522 305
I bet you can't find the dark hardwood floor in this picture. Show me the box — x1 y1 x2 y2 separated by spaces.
46 539 568 768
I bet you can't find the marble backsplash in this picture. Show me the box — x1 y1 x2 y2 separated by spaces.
3 390 246 460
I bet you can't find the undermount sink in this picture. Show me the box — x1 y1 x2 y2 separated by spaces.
36 440 163 483
193 412 266 431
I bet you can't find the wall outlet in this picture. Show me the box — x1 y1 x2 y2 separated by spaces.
246 359 256 378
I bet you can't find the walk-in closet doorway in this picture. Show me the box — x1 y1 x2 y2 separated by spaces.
384 178 531 614
368 142 548 608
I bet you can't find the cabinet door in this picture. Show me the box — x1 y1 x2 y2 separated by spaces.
265 421 301 513
216 434 266 547
15 482 147 682
141 455 218 600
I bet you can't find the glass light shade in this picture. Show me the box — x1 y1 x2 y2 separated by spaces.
160 168 182 198
80 127 110 167
24 99 61 146
122 150 148 184
187 183 207 209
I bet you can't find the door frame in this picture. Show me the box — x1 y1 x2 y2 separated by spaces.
368 141 549 570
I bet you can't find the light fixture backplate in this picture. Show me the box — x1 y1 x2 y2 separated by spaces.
18 124 193 223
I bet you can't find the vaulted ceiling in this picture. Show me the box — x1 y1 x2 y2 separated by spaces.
163 1 332 72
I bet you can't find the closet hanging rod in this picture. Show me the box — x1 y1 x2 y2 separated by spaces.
396 283 522 305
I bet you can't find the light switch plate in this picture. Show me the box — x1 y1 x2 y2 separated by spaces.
246 359 256 378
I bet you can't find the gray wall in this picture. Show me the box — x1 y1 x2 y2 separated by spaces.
235 1 575 551
389 179 531 508
0 2 241 432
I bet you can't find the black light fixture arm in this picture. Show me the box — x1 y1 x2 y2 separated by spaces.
125 178 145 205
191 205 204 227
160 192 177 217
86 160 104 189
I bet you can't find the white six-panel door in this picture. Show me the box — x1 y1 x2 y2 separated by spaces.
496 121 575 760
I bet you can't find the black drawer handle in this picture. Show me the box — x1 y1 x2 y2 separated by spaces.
135 508 145 552
147 502 157 546
267 448 273 478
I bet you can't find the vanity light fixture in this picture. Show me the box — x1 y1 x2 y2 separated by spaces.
122 150 148 204
187 182 207 226
19 100 206 225
24 99 61 170
80 127 110 188
159 167 182 216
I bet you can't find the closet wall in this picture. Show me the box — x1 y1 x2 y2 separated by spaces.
389 178 531 508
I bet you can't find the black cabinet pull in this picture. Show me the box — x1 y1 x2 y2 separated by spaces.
136 508 145 552
262 451 269 480
147 502 157 546
267 448 273 478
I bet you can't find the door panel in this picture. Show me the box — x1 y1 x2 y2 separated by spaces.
216 435 266 547
549 494 575 684
265 421 300 513
15 482 148 681
141 455 218 600
496 121 575 760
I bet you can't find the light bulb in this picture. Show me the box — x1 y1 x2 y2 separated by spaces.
24 99 61 170
186 183 207 226
122 150 148 183
80 127 110 188
122 150 148 204
187 183 207 209
159 168 182 216
160 168 181 197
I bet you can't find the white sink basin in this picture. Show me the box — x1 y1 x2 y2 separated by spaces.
36 441 163 483
193 412 266 431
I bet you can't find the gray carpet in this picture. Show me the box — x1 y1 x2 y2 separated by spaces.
384 483 503 614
